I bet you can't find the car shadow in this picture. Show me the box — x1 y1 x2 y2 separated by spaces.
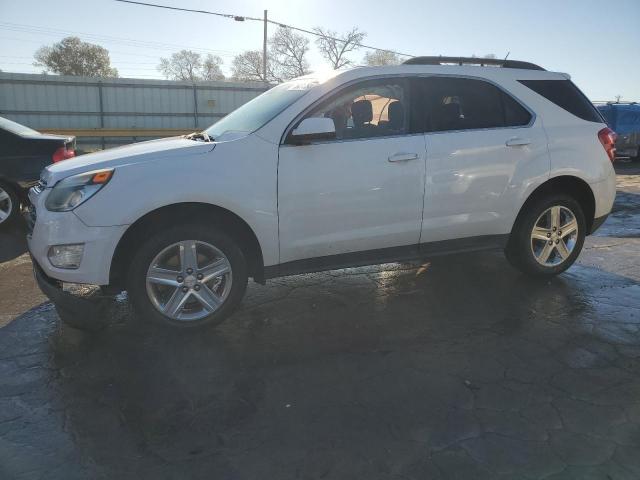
0 218 27 263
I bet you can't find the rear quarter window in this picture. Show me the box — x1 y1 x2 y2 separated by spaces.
519 79 603 123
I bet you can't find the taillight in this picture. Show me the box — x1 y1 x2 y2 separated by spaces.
52 146 75 163
598 127 617 163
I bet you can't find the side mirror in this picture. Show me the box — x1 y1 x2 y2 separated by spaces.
290 117 336 144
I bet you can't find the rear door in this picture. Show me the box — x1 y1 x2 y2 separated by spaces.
413 76 549 243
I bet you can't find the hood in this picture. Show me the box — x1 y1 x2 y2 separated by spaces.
43 137 215 185
22 132 74 142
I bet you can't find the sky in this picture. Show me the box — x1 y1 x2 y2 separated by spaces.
0 0 638 101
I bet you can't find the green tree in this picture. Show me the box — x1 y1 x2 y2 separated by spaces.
34 37 118 77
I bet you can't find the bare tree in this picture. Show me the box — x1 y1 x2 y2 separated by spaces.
201 54 225 81
34 37 118 77
158 50 202 81
158 50 225 81
231 50 279 83
363 50 401 66
314 27 366 69
269 27 310 80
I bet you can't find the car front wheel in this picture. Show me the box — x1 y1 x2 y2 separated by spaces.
0 181 19 228
127 224 248 329
505 194 586 276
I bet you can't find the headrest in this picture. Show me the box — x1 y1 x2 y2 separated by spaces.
352 99 373 124
440 102 461 116
388 101 404 127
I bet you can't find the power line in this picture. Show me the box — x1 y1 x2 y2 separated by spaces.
0 22 241 57
113 0 415 58
0 39 197 61
0 58 161 66
0 61 162 70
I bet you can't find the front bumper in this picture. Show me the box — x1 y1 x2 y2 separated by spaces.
26 187 128 285
31 257 109 318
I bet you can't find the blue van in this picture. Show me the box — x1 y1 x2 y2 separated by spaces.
596 103 640 160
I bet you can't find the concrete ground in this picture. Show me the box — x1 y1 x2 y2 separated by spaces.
1 165 639 479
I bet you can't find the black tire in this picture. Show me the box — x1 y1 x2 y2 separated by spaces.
126 223 248 329
505 194 586 277
0 181 19 229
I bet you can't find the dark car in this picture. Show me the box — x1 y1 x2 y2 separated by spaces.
0 116 75 228
596 102 640 160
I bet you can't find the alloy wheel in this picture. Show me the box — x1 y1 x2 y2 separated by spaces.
530 205 579 267
145 240 232 321
0 186 13 224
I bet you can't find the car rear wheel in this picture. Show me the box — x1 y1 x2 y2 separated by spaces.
0 181 19 228
126 224 248 329
505 194 586 276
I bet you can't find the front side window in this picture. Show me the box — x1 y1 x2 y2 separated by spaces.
412 77 532 133
300 79 408 141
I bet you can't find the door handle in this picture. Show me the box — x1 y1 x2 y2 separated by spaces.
388 152 419 162
506 137 531 147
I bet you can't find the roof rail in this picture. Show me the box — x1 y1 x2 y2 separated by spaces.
403 56 546 71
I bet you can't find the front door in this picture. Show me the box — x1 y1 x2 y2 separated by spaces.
277 78 426 264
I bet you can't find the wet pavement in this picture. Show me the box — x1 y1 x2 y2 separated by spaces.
1 165 639 479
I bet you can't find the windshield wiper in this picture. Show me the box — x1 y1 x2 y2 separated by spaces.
184 131 212 142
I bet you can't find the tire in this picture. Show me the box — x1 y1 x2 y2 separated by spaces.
0 181 19 229
505 194 586 277
126 223 248 329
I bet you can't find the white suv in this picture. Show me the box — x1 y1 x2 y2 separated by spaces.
27 57 617 329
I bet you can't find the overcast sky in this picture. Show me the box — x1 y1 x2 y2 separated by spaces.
0 0 638 101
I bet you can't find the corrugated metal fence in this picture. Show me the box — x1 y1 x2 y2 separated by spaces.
0 72 269 150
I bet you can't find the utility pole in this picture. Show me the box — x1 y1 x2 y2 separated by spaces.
263 10 268 84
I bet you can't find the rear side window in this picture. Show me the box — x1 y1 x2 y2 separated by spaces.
411 77 532 133
519 79 602 123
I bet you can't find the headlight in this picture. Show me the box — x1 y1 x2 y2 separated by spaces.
45 169 114 212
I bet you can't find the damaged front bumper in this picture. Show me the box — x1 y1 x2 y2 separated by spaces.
31 256 112 329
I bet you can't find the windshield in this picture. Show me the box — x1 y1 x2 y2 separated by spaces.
0 116 40 136
204 78 318 139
